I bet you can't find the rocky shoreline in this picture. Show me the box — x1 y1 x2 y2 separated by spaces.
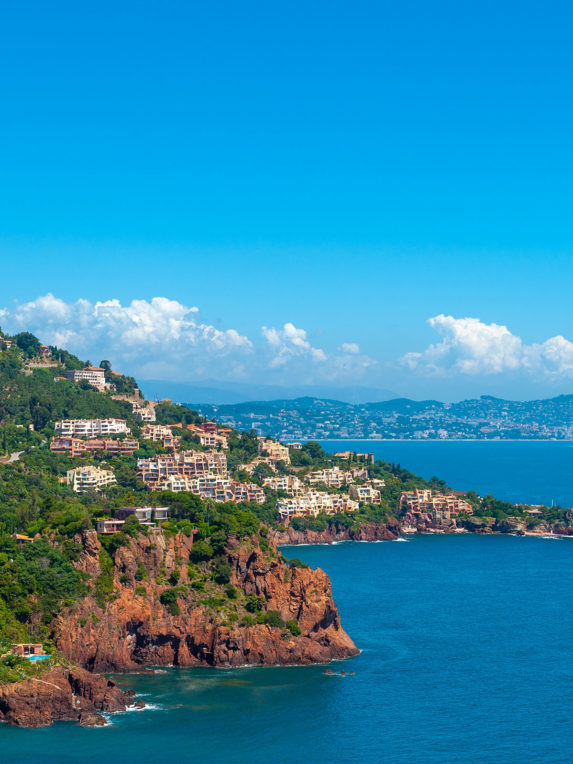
9 516 572 727
271 516 573 546
0 665 143 728
1 529 359 727
271 520 401 546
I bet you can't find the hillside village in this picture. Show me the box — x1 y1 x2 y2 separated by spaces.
0 329 569 539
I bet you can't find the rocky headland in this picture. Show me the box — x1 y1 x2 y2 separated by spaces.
0 665 140 727
51 529 358 672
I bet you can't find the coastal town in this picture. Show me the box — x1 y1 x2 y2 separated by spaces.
0 325 572 728
1 334 570 541
0 335 572 678
193 395 573 441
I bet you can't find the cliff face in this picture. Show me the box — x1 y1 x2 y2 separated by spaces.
270 520 400 546
0 666 137 727
52 530 358 672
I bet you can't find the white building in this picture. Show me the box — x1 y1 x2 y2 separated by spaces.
277 491 358 520
257 438 291 465
263 474 305 496
65 367 107 391
55 419 131 437
348 484 382 505
141 424 173 441
305 466 350 488
66 466 116 493
133 403 156 423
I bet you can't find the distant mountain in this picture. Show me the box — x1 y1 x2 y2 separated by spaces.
139 379 399 405
188 393 573 440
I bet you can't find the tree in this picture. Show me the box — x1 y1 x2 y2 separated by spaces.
123 514 141 537
15 332 41 358
189 540 213 563
99 360 111 372
303 442 325 460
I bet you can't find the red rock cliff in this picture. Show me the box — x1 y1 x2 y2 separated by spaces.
270 520 400 546
0 666 137 727
52 530 358 671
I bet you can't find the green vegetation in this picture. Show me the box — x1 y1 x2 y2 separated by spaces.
160 588 182 616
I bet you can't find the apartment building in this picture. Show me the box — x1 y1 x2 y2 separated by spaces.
186 424 228 449
141 425 181 450
55 419 131 437
158 473 264 504
230 481 265 504
198 432 228 449
50 436 139 457
66 466 116 493
137 449 227 487
65 366 108 391
305 466 351 488
277 491 358 520
257 438 291 465
263 474 305 496
141 424 172 441
348 484 382 505
400 489 473 516
133 403 156 423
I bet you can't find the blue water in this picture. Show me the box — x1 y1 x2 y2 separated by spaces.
319 439 573 507
3 535 573 763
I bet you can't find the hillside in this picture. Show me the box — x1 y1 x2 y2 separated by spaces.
1 329 573 725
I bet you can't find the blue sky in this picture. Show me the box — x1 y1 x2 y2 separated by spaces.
1 1 573 400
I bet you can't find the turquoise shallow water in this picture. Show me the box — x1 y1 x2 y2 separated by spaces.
2 534 573 763
319 439 573 506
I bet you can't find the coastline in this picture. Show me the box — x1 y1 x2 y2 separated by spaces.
316 438 573 442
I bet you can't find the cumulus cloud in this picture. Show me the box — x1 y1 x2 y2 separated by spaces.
1 295 375 385
402 314 573 379
340 342 361 355
261 322 327 368
3 294 253 380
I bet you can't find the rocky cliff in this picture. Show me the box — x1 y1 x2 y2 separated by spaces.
270 520 400 546
0 666 139 727
52 530 358 671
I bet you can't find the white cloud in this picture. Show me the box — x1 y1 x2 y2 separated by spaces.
340 342 361 355
1 296 375 385
261 322 327 368
4 294 253 380
402 314 573 379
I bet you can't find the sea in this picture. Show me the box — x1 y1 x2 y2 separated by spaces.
3 441 573 763
318 439 573 507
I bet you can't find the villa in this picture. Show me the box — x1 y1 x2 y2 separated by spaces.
66 465 117 493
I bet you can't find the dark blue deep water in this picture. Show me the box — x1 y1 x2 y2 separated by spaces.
3 535 573 763
319 439 573 507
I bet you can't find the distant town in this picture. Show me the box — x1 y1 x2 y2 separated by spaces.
191 394 573 440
